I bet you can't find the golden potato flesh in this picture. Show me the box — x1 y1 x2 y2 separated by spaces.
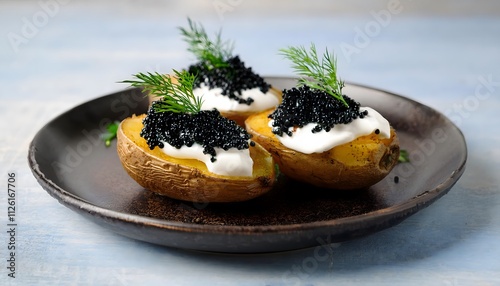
245 109 400 190
117 114 276 203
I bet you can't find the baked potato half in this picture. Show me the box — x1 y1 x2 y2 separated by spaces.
117 114 276 203
245 109 400 190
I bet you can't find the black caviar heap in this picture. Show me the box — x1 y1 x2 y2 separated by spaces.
188 56 270 105
141 101 251 162
269 86 366 136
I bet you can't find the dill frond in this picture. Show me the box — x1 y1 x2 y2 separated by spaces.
280 44 348 107
179 18 233 69
122 69 203 114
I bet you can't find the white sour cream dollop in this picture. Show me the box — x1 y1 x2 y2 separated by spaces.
270 107 390 154
160 141 253 177
193 83 279 112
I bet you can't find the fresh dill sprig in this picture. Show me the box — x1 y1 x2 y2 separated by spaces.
122 69 203 114
279 44 348 107
179 18 233 69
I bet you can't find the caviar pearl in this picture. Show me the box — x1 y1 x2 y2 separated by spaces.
269 86 362 135
141 102 251 162
269 106 390 154
189 55 279 113
193 85 279 113
268 85 391 154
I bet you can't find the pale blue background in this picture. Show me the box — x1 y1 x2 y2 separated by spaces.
1 0 499 285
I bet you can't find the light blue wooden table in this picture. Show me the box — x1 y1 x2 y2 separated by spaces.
1 1 499 285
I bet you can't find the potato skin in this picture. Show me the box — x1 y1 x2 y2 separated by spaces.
117 114 276 203
245 109 400 190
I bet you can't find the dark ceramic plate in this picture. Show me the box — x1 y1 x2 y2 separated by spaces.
28 77 467 253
